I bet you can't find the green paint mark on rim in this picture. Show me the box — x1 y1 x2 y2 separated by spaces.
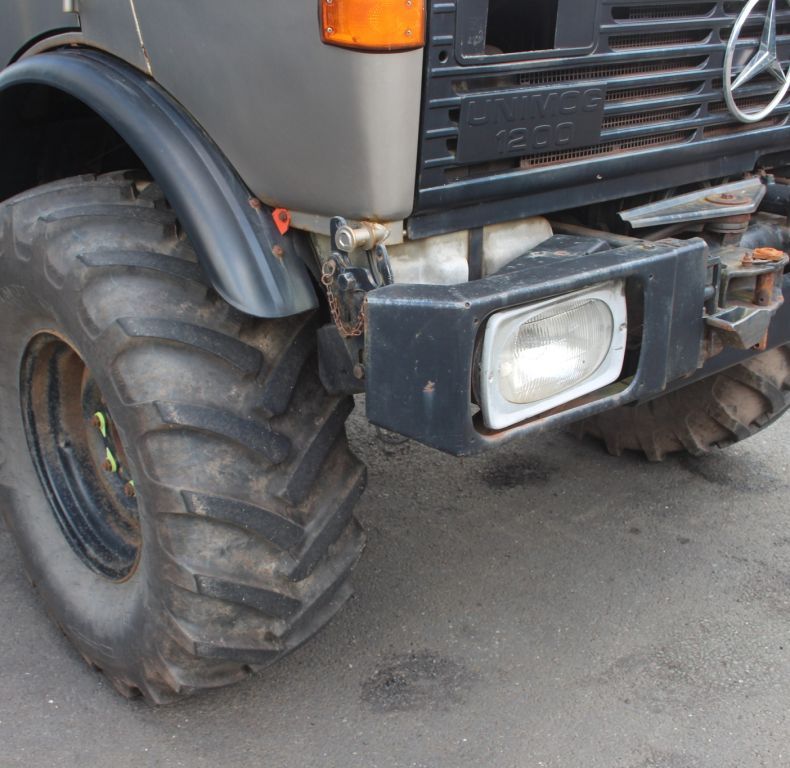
104 447 117 474
94 411 107 438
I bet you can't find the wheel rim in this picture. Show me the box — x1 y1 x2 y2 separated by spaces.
20 333 142 581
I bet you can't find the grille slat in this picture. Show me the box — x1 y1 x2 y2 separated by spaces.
518 132 695 170
602 106 700 131
611 3 716 21
608 29 712 48
607 81 706 103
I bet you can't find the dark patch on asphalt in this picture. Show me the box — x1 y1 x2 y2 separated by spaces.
628 749 704 768
678 453 782 493
361 651 474 713
738 566 790 616
480 455 553 489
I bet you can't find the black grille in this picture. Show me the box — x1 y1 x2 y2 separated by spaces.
415 0 790 219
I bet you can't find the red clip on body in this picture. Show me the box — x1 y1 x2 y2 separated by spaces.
273 208 291 236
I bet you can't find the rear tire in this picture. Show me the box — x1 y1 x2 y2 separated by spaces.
0 173 366 702
575 346 790 460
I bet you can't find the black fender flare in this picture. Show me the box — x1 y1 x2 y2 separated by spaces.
0 49 317 318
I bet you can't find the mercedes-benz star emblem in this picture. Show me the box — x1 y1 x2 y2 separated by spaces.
724 0 790 123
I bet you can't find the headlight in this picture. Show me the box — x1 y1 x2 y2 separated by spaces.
480 281 627 430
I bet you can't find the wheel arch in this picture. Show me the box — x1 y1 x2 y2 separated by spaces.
0 48 318 319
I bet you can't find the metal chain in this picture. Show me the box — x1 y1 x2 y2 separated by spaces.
321 261 367 338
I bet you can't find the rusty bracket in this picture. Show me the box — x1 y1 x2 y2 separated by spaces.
705 246 788 350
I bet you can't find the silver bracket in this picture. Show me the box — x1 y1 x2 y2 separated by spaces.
620 178 766 229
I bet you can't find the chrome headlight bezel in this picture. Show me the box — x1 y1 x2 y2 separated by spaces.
479 281 628 430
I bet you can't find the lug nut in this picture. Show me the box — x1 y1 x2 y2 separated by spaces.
102 448 117 474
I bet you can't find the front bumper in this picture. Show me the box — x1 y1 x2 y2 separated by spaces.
364 236 790 455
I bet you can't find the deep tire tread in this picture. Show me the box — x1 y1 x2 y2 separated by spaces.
154 401 292 465
577 345 790 460
0 173 365 704
78 250 205 285
181 491 304 551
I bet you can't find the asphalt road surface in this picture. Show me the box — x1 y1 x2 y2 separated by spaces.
1 400 789 768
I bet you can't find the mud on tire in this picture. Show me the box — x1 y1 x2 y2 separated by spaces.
576 346 790 461
0 173 366 702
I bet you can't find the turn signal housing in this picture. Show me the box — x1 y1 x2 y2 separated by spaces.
321 0 426 51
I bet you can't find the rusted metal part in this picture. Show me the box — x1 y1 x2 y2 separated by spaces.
706 212 752 241
753 246 787 262
321 261 367 338
755 270 777 306
754 270 779 349
706 192 751 206
705 245 788 352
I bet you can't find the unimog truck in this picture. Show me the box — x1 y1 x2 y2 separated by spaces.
2 0 790 702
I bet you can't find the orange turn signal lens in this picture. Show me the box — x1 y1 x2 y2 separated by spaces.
321 0 426 52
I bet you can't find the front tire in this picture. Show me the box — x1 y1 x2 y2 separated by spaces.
576 346 790 461
0 173 366 702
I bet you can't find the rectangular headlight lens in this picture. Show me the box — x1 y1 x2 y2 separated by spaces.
480 282 627 430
